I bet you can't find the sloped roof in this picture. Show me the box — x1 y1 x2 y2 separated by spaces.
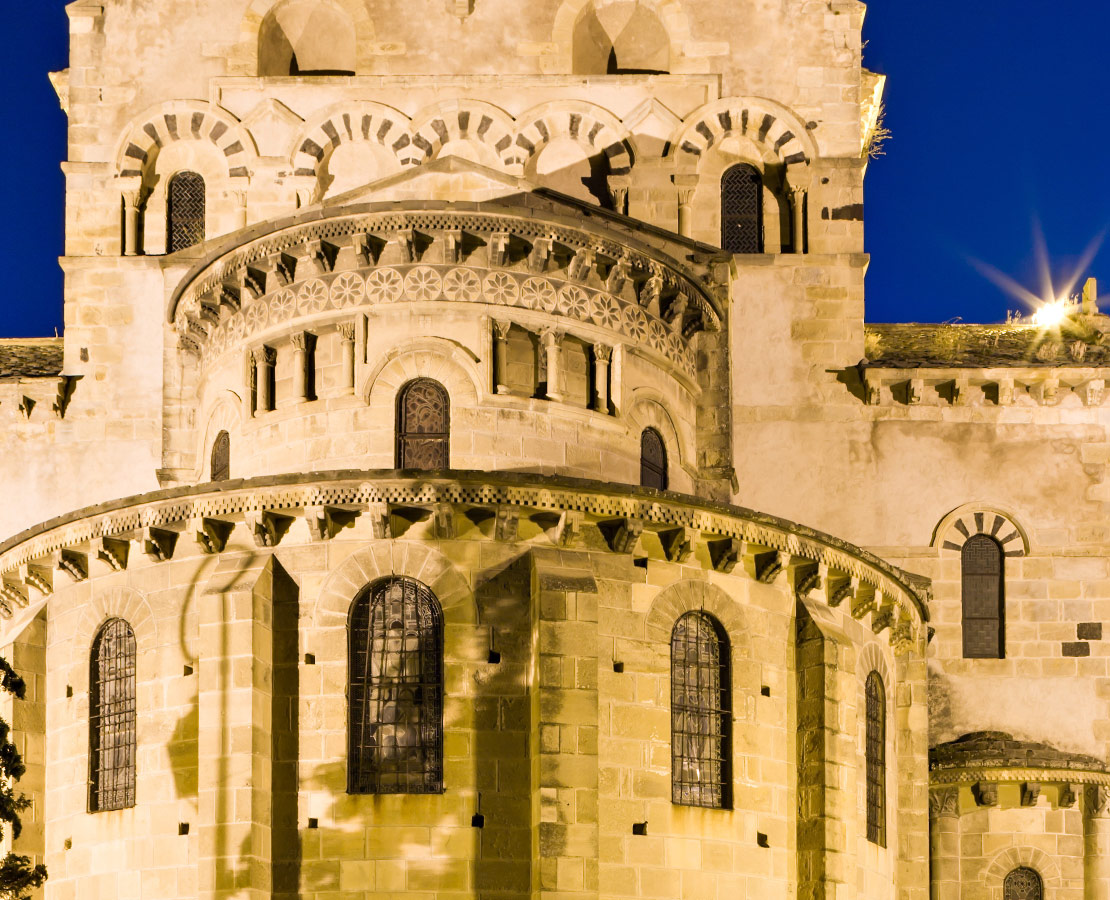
0 338 63 379
930 731 1107 773
865 322 1110 368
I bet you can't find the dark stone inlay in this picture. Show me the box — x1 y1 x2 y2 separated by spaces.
534 120 549 142
391 134 411 152
143 123 162 148
124 143 147 161
361 115 373 140
515 134 534 153
569 113 581 139
209 122 228 143
695 121 714 146
494 135 511 153
587 122 603 146
321 120 340 146
430 119 449 144
717 111 732 132
783 151 807 166
191 112 204 137
680 141 702 156
1078 622 1103 641
773 130 795 152
300 139 324 161
758 114 775 142
476 115 492 138
458 111 470 135
412 134 433 155
164 114 178 140
222 141 244 158
1063 641 1091 657
377 120 394 144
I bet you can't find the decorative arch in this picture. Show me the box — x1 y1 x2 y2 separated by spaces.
983 847 1060 900
195 393 244 483
232 0 376 76
292 102 412 177
646 579 752 662
72 588 160 668
932 503 1029 558
513 101 633 175
115 101 255 180
409 100 516 167
550 0 693 75
626 392 689 471
669 97 816 168
363 339 483 411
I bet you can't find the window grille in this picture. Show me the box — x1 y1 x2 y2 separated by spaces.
167 171 205 253
211 430 230 481
962 534 1004 658
348 577 444 794
865 670 886 846
721 164 763 254
1004 867 1043 900
671 611 730 808
89 618 137 811
640 427 668 490
396 379 450 470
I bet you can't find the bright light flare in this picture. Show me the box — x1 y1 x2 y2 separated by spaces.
1030 299 1072 328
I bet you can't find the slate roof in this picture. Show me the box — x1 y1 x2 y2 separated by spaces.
865 322 1110 368
930 731 1107 773
0 338 64 379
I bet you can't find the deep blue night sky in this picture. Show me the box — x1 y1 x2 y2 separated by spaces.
4 2 1110 337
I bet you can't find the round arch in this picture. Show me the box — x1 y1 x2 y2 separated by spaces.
626 391 690 472
409 99 517 167
71 587 160 670
363 338 484 410
549 0 693 75
513 100 634 177
668 96 816 168
983 847 1060 900
231 0 377 76
195 392 244 483
932 503 1030 558
646 579 753 661
291 101 412 180
114 101 255 180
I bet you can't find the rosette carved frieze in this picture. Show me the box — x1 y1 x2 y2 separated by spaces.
171 210 725 381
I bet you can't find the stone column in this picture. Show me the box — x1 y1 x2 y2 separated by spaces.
541 328 564 402
339 323 355 393
494 320 513 394
929 788 960 900
122 190 144 256
592 343 611 414
256 347 275 412
673 173 698 238
291 333 308 401
232 190 248 231
789 186 807 253
1086 785 1110 900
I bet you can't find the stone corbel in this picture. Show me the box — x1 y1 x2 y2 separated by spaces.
1058 783 1078 808
889 619 916 653
218 282 242 314
392 229 416 264
0 582 28 616
192 517 233 554
528 237 554 274
870 598 896 634
434 503 456 541
1083 378 1105 407
863 369 882 406
299 239 329 277
552 510 583 547
950 375 970 406
995 376 1015 406
141 526 178 562
352 233 374 267
488 232 510 267
54 550 87 583
905 378 924 405
606 260 630 297
446 0 473 17
443 229 463 265
1087 785 1110 818
657 526 694 563
92 536 129 572
972 782 998 807
793 562 820 599
495 506 520 542
598 517 644 554
1020 782 1041 807
568 247 594 282
744 545 783 584
607 175 631 216
305 504 353 542
367 502 391 540
827 574 854 608
850 581 878 620
639 275 664 315
266 251 295 286
1029 378 1060 406
239 268 265 300
246 510 292 548
20 564 52 597
705 536 742 573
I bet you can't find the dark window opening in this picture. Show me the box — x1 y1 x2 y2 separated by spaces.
167 171 205 253
89 618 137 812
640 427 668 490
671 611 730 809
1004 867 1043 900
865 670 886 847
211 430 230 481
721 164 763 254
962 534 1004 659
396 378 449 470
348 577 444 794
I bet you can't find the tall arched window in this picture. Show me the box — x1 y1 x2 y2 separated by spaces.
865 671 886 846
721 164 763 254
1004 867 1043 900
396 379 450 470
640 427 668 490
211 430 230 481
348 577 444 794
89 618 137 811
671 611 730 809
167 171 205 253
962 534 1004 659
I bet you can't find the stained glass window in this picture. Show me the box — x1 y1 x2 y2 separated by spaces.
640 427 668 490
167 171 205 253
211 430 230 481
348 577 444 794
721 164 763 254
962 534 1004 658
1004 868 1043 900
865 670 886 846
671 611 730 808
89 618 137 811
396 379 449 470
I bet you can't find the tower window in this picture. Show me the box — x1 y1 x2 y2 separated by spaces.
258 0 357 76
1003 867 1043 900
167 171 205 253
640 427 667 490
348 577 444 794
865 671 886 847
396 379 450 470
961 534 1004 658
671 611 730 809
721 164 763 254
211 430 230 481
89 618 137 812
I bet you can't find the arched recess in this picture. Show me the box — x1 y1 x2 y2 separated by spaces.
70 589 161 693
408 100 516 169
232 0 376 76
932 504 1029 558
983 847 1061 900
573 1 670 74
115 101 256 180
646 579 752 664
258 0 356 76
626 393 691 491
856 642 895 851
194 393 244 484
669 97 815 168
363 339 483 411
550 0 693 75
291 102 411 194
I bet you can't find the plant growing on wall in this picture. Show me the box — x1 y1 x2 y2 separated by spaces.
0 658 46 900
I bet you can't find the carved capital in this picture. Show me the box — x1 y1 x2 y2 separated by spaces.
494 319 513 341
1087 785 1110 818
290 332 308 352
338 322 356 342
593 342 613 364
929 787 960 818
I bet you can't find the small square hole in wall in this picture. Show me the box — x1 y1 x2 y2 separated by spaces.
471 814 485 828
613 661 625 673
80 348 88 362
65 685 73 698
304 653 315 665
632 822 648 836
64 838 72 850
178 823 189 836
307 818 318 829
633 557 648 569
757 832 769 848
183 665 194 677
487 650 501 665
760 686 771 697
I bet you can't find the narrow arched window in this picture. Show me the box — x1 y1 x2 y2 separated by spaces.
89 618 137 812
962 534 1004 659
349 577 444 794
396 379 449 470
721 164 763 254
671 611 730 808
865 671 886 846
211 430 230 481
1004 867 1043 900
640 427 668 490
167 171 205 253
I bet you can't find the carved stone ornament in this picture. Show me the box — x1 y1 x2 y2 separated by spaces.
972 782 998 807
929 787 959 818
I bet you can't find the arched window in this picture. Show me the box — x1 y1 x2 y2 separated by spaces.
396 379 449 470
211 430 230 481
348 577 444 794
258 0 357 76
671 611 730 808
1004 867 1043 900
167 171 205 253
89 618 137 811
640 427 668 490
865 671 886 846
721 164 763 254
962 534 1004 658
